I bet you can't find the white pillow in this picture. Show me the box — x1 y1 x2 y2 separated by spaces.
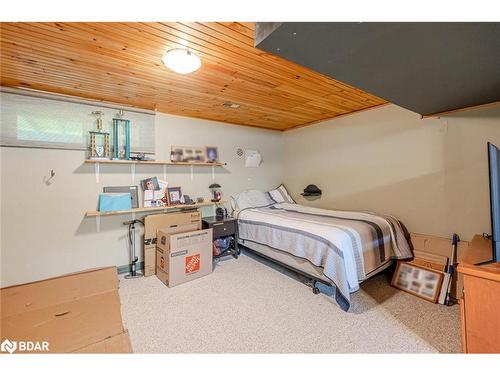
268 184 295 204
230 189 274 211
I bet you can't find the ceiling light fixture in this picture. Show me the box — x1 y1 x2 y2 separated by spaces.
162 48 201 74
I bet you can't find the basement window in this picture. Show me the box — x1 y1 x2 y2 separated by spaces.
0 91 155 154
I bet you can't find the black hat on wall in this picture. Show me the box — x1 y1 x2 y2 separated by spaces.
301 184 322 196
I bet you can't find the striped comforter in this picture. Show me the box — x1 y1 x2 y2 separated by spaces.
236 203 412 311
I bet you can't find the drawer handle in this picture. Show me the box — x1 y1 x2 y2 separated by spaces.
213 223 224 226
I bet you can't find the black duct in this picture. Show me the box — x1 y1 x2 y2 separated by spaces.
255 22 500 116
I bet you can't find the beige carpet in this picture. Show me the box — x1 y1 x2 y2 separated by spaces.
119 251 461 353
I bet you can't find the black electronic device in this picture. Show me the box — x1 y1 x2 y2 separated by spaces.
488 142 500 262
215 206 227 220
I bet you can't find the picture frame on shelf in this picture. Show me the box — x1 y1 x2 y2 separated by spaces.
170 145 206 163
143 179 168 208
140 176 160 191
166 187 182 206
205 146 219 163
170 147 184 162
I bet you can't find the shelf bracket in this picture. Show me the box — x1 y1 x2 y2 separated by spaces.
95 163 100 184
95 215 101 233
190 165 194 181
163 165 167 181
212 165 215 181
131 164 135 182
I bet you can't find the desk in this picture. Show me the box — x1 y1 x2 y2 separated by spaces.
457 235 499 353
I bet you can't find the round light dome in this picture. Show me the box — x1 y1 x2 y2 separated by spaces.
161 48 201 74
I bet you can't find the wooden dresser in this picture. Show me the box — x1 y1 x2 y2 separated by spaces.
457 235 500 353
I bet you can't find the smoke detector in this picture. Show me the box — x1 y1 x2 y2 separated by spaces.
223 102 240 109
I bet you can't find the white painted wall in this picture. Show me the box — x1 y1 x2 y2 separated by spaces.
0 111 283 287
283 103 500 241
2 94 499 288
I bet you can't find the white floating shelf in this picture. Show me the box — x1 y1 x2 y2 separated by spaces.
85 201 224 218
84 159 226 166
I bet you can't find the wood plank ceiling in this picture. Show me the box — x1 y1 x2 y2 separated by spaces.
0 22 386 131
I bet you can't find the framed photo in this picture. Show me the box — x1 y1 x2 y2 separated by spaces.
166 187 182 206
391 261 444 303
205 146 219 163
192 147 205 162
141 176 160 191
143 179 168 207
170 146 205 163
170 147 184 162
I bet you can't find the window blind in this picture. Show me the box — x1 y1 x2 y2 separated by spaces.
0 91 156 154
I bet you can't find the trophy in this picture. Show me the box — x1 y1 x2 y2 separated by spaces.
89 111 111 159
112 110 131 160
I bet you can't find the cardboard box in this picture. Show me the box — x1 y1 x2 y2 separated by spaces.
0 267 132 354
156 266 169 286
151 222 200 276
144 245 156 277
144 211 201 239
408 250 448 272
144 222 200 277
156 228 213 287
73 331 132 353
143 211 202 277
156 223 201 250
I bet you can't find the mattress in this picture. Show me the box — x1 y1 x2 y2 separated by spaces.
235 203 412 310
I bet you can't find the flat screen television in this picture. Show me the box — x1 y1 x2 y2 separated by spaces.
488 142 500 262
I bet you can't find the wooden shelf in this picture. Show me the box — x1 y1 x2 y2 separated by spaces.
85 201 224 218
84 159 226 167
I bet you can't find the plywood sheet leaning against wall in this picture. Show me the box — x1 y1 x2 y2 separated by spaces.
0 267 132 354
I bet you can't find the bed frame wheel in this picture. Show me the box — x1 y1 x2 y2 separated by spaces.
312 280 320 294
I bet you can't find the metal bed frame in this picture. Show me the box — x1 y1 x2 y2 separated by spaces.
238 241 334 295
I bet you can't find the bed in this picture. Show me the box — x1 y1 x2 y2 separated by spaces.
231 187 413 311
